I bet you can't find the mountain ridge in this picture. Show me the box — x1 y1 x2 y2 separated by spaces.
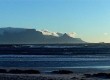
0 27 86 44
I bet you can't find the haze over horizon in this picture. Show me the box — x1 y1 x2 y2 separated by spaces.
0 0 110 43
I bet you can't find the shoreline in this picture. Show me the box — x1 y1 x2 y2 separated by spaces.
0 73 83 80
0 72 109 80
0 68 109 80
1 67 110 73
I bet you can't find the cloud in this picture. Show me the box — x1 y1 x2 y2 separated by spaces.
67 32 77 38
38 29 60 37
37 29 76 38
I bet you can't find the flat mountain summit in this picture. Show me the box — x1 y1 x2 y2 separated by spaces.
0 27 86 44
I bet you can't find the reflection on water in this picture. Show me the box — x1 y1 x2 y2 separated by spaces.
0 55 110 72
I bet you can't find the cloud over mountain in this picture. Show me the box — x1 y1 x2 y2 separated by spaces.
38 29 60 37
0 27 85 44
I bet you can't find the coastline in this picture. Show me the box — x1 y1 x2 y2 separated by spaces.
0 73 82 80
0 72 109 80
0 68 109 80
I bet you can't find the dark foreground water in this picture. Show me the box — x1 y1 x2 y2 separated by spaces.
1 55 110 73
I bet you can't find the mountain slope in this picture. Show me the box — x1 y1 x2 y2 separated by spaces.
0 27 86 44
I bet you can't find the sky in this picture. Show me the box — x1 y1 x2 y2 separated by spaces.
0 0 110 43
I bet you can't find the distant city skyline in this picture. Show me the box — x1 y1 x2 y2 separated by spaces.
0 0 110 43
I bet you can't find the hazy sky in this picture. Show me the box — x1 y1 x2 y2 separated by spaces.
0 0 110 43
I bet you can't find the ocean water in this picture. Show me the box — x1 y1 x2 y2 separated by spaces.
0 55 110 72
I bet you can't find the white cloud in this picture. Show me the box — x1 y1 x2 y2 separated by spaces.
38 29 59 37
67 32 77 38
37 29 76 37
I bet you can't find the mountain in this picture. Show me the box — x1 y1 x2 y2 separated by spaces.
0 27 86 44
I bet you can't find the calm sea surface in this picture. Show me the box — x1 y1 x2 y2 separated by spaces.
0 55 110 72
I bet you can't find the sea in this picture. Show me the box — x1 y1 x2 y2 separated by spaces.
0 54 110 73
